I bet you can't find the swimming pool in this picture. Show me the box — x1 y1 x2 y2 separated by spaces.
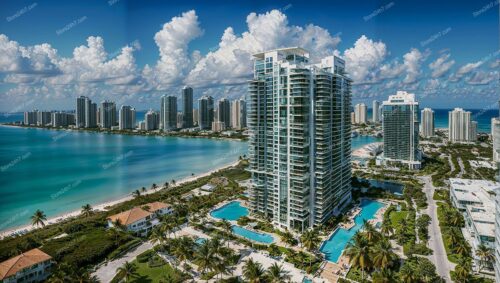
195 238 206 245
210 201 249 221
232 225 275 244
320 199 385 263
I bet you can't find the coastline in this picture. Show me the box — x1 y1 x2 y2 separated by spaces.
0 159 241 239
0 123 247 142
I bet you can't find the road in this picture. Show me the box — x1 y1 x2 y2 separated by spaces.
93 241 153 283
420 176 453 282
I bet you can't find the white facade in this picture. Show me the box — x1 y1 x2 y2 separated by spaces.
231 99 247 130
493 118 500 162
145 109 159 130
354 103 367 124
420 108 435 138
119 105 136 130
23 110 38 125
449 108 476 143
449 178 500 273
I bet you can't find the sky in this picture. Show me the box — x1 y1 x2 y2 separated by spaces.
0 0 498 112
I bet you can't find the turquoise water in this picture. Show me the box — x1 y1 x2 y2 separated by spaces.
320 199 385 262
195 238 206 245
210 201 249 221
0 125 247 231
351 135 382 150
232 225 274 244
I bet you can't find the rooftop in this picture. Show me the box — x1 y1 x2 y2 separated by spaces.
108 207 152 226
142 201 170 212
0 248 52 280
252 47 309 59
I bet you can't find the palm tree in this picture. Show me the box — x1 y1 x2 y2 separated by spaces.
194 241 215 275
81 204 93 217
446 228 461 246
454 241 470 256
476 244 494 272
74 267 100 283
380 221 393 237
399 263 417 282
31 209 47 227
149 227 166 245
454 257 472 283
345 231 372 281
173 242 191 267
372 268 395 283
300 230 320 252
107 227 122 245
280 230 296 247
372 239 396 270
151 183 158 191
220 219 233 247
449 211 463 226
243 258 265 283
164 182 169 190
171 179 176 186
362 220 378 243
131 189 141 198
265 263 291 283
141 186 147 193
117 261 138 282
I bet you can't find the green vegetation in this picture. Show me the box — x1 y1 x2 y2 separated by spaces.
111 257 187 283
437 202 469 264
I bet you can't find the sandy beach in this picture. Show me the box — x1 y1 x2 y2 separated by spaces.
0 159 241 239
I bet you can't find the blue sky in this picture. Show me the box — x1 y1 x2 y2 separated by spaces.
0 0 498 111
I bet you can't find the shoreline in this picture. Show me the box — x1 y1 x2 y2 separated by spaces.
0 123 247 142
0 159 241 239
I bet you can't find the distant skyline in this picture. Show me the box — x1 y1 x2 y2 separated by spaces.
0 0 498 112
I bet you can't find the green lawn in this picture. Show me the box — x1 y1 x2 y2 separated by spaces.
390 211 408 229
113 258 181 283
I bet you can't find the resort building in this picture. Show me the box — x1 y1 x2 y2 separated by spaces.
36 111 52 126
100 100 117 129
198 96 214 130
372 100 380 123
107 202 173 235
118 105 136 130
379 91 421 169
354 103 367 124
163 95 178 131
231 98 247 130
51 112 74 127
449 178 500 273
23 110 38 125
495 178 500 279
420 108 435 138
84 97 97 128
182 86 194 128
144 109 159 130
212 121 226 132
217 98 231 129
248 47 352 231
449 108 476 143
75 96 86 128
0 248 53 283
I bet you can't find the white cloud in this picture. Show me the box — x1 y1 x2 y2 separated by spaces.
449 61 482 82
184 9 341 89
429 53 455 78
343 35 387 83
403 48 426 84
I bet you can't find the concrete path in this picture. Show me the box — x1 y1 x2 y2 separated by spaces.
93 241 153 283
420 176 454 282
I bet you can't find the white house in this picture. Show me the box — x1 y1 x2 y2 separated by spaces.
0 248 53 283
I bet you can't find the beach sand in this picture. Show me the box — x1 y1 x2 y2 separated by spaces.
0 160 241 239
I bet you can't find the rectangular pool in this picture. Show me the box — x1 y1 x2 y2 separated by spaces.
232 225 275 244
319 199 385 262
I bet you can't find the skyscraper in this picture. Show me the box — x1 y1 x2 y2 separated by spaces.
372 100 380 123
76 96 86 128
163 96 177 131
493 118 500 162
119 105 136 130
145 109 159 130
100 101 116 129
231 99 247 130
380 91 421 169
37 111 51 126
198 96 214 130
52 112 74 127
217 98 231 129
448 108 476 143
354 103 367 124
420 108 435 138
248 48 352 231
182 86 194 128
23 110 38 125
84 97 97 128
160 95 166 130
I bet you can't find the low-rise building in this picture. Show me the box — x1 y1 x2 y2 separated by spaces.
449 178 500 273
0 248 53 283
107 202 173 235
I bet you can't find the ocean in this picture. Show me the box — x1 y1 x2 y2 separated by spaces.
0 125 247 231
